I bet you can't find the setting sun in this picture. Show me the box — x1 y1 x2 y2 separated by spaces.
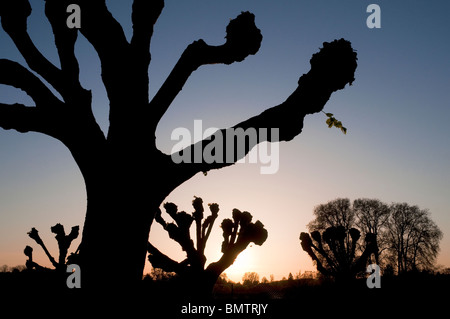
225 247 255 283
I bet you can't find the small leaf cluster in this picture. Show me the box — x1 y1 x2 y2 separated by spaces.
324 112 347 134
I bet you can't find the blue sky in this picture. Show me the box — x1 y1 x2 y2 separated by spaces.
1 0 449 282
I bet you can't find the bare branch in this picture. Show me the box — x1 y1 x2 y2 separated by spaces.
78 0 129 59
51 223 80 266
154 207 168 229
201 203 219 252
150 11 262 128
24 246 51 271
300 232 333 276
77 0 131 101
0 59 61 107
192 197 204 252
130 0 164 60
129 0 164 108
147 242 183 274
74 1 155 141
0 0 65 95
27 227 58 268
0 103 45 134
207 211 267 276
45 0 82 95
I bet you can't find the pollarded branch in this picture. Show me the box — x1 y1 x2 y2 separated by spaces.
150 11 263 128
45 0 82 96
0 0 65 95
130 0 164 61
147 242 184 274
27 227 58 268
172 39 357 179
154 202 196 256
0 103 46 134
206 209 268 276
74 1 155 140
192 198 220 255
0 59 62 107
77 0 132 102
0 0 102 144
300 232 333 276
24 246 50 271
153 199 219 266
202 203 219 252
77 0 129 60
130 0 164 101
51 223 80 266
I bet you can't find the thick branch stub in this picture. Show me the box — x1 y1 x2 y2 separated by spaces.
0 103 44 134
45 0 82 93
150 11 263 127
131 0 164 51
224 11 262 62
130 0 164 90
0 0 31 31
0 0 65 96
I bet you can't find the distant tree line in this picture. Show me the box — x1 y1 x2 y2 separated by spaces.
300 198 443 281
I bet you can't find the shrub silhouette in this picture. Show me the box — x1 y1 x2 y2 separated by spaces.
0 1 357 287
147 196 268 297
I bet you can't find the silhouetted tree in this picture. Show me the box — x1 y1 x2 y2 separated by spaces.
386 203 442 274
217 273 230 284
307 198 355 233
300 226 378 283
146 267 176 281
24 223 80 272
147 196 267 296
0 265 10 273
303 199 443 279
309 198 393 266
242 272 260 286
0 1 357 286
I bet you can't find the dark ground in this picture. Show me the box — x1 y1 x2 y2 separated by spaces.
0 270 448 316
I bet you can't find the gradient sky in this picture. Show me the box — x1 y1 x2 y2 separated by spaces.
1 0 449 283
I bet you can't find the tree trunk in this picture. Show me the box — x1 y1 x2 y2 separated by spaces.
75 145 175 288
80 187 152 287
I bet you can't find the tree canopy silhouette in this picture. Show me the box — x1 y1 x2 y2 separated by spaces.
0 1 357 287
147 196 267 296
300 226 378 283
386 203 442 274
301 198 443 280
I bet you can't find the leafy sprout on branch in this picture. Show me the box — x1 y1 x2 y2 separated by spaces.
323 111 347 134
